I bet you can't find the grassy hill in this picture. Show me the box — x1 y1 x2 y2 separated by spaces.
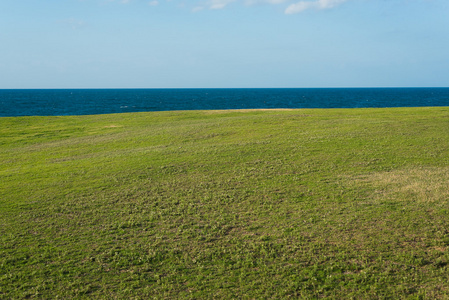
2 107 449 298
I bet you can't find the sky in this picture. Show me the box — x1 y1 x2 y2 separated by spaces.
1 0 449 88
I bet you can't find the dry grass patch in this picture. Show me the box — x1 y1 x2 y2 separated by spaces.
202 108 297 114
358 166 449 203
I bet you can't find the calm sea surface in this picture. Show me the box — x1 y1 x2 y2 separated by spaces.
1 88 449 117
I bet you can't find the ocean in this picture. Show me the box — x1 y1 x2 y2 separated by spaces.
1 88 449 117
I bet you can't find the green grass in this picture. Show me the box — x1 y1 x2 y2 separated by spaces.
1 107 449 298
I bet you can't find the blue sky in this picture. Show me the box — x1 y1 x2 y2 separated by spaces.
1 0 449 88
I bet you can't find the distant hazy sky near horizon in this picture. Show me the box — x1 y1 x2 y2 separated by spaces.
1 0 449 88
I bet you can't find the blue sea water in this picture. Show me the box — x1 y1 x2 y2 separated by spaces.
1 88 449 117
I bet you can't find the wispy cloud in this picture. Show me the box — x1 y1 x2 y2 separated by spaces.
192 0 236 11
194 0 348 12
103 0 132 4
59 18 87 30
105 0 349 13
192 6 205 12
194 0 288 11
285 0 348 14
244 0 289 4
208 0 237 10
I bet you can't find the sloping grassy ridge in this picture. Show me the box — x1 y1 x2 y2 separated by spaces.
1 107 449 298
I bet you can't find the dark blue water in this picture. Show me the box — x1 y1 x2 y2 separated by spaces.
1 88 449 117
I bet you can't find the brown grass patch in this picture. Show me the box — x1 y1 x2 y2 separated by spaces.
356 167 449 203
202 108 298 115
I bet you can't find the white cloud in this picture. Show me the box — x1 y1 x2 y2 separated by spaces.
106 0 349 12
195 0 349 12
207 0 237 9
285 0 348 14
102 0 131 4
244 0 289 4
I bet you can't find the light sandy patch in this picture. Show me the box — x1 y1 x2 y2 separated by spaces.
103 125 122 128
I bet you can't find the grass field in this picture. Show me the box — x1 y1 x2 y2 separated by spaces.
1 107 449 298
